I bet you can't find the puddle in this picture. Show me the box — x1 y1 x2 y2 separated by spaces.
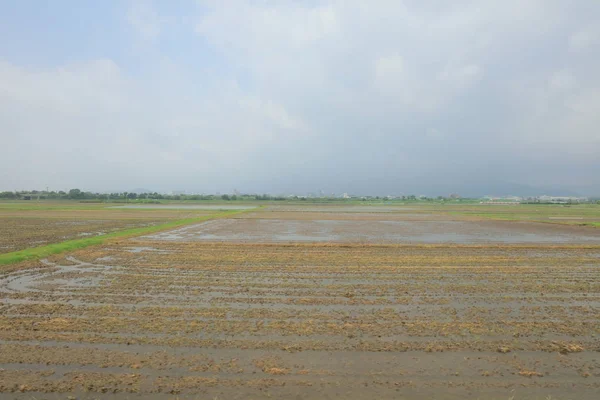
125 246 172 254
0 257 118 296
110 205 256 210
139 218 600 244
267 206 420 213
77 231 105 237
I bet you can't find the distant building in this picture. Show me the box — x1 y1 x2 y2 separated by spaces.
481 195 589 204
480 195 522 204
537 195 588 204
449 193 461 199
504 196 523 202
480 201 519 205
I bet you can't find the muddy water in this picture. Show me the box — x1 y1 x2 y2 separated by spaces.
111 204 256 210
267 205 420 212
2 242 600 399
142 218 600 244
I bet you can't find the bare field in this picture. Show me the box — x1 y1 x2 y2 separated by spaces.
438 204 600 227
1 239 600 399
1 204 599 399
0 209 214 253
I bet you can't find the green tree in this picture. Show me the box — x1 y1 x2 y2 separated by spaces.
0 191 16 199
68 189 83 199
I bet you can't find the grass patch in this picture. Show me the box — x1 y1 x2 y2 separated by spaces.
451 213 600 228
446 204 600 228
0 209 249 266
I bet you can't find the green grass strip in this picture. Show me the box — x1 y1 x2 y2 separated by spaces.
0 209 251 266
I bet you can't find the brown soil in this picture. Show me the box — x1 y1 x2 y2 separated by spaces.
0 210 214 253
1 238 599 399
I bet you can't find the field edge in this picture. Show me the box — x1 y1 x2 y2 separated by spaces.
0 208 257 266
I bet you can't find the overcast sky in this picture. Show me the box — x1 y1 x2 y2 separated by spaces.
1 1 599 196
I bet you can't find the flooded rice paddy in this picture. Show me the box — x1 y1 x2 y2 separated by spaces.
111 205 257 210
1 205 599 399
143 216 600 244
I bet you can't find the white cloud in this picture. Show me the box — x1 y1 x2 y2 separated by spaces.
373 54 405 86
426 128 445 140
509 68 600 160
0 59 310 191
0 60 128 115
569 26 599 52
439 63 482 87
549 70 577 91
127 1 164 40
196 2 340 51
194 1 528 120
2 0 600 193
566 88 600 117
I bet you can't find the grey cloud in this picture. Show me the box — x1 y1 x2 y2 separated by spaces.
1 1 600 195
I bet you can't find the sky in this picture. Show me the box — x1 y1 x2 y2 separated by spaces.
1 1 600 196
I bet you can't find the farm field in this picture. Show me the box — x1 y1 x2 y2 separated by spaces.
145 215 600 244
441 204 600 228
0 202 599 399
0 203 217 254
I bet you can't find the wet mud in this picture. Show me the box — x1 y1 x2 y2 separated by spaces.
1 239 599 398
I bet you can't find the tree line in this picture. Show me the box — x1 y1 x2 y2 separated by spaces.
0 189 290 201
